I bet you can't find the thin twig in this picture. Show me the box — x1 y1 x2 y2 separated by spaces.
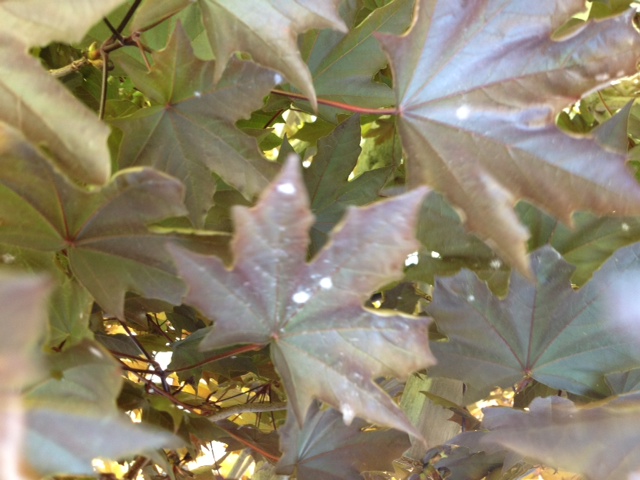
48 58 90 78
115 0 143 34
165 344 263 373
597 90 614 117
102 17 124 41
215 424 280 462
118 320 170 392
270 88 398 115
124 456 150 480
206 402 288 423
98 46 109 120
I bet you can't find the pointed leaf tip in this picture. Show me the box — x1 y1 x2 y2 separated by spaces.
379 0 640 275
171 153 435 437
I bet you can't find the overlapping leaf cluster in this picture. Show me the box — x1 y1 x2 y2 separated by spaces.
3 0 640 479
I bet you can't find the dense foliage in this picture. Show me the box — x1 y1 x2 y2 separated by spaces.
3 0 640 479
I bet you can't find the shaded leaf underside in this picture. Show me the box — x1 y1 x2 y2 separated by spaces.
427 244 640 401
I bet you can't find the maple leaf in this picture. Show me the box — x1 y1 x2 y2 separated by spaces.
169 156 435 436
113 23 280 226
23 341 181 476
377 0 640 273
0 272 53 480
0 122 187 318
0 0 126 185
481 394 640 480
426 244 640 401
298 0 414 114
407 191 511 297
197 0 347 110
302 115 391 253
277 401 410 480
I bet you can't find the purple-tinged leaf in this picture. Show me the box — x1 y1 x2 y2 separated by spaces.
482 394 640 480
277 402 410 480
170 156 434 436
197 0 347 110
378 0 640 274
427 244 640 401
0 1 128 185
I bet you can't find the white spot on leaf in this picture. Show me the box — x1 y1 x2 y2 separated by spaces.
467 295 475 302
456 105 470 120
319 277 333 289
1 253 15 264
405 251 419 266
489 258 502 269
274 73 283 84
341 403 355 425
194 91 202 98
622 223 630 232
292 291 310 304
89 346 104 358
277 182 296 195
430 251 441 259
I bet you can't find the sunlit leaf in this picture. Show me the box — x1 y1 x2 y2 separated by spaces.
0 1 128 185
377 0 640 273
170 156 434 436
197 0 347 110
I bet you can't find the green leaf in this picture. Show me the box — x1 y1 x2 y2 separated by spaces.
197 0 347 110
303 115 391 253
113 23 280 226
427 245 640 401
407 192 511 297
131 0 192 32
482 393 640 480
519 201 640 286
169 156 434 437
0 1 128 185
606 368 640 394
299 0 414 114
25 341 123 413
277 402 410 479
25 408 180 476
46 278 94 350
377 0 640 274
168 327 257 382
23 341 182 475
0 123 188 318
